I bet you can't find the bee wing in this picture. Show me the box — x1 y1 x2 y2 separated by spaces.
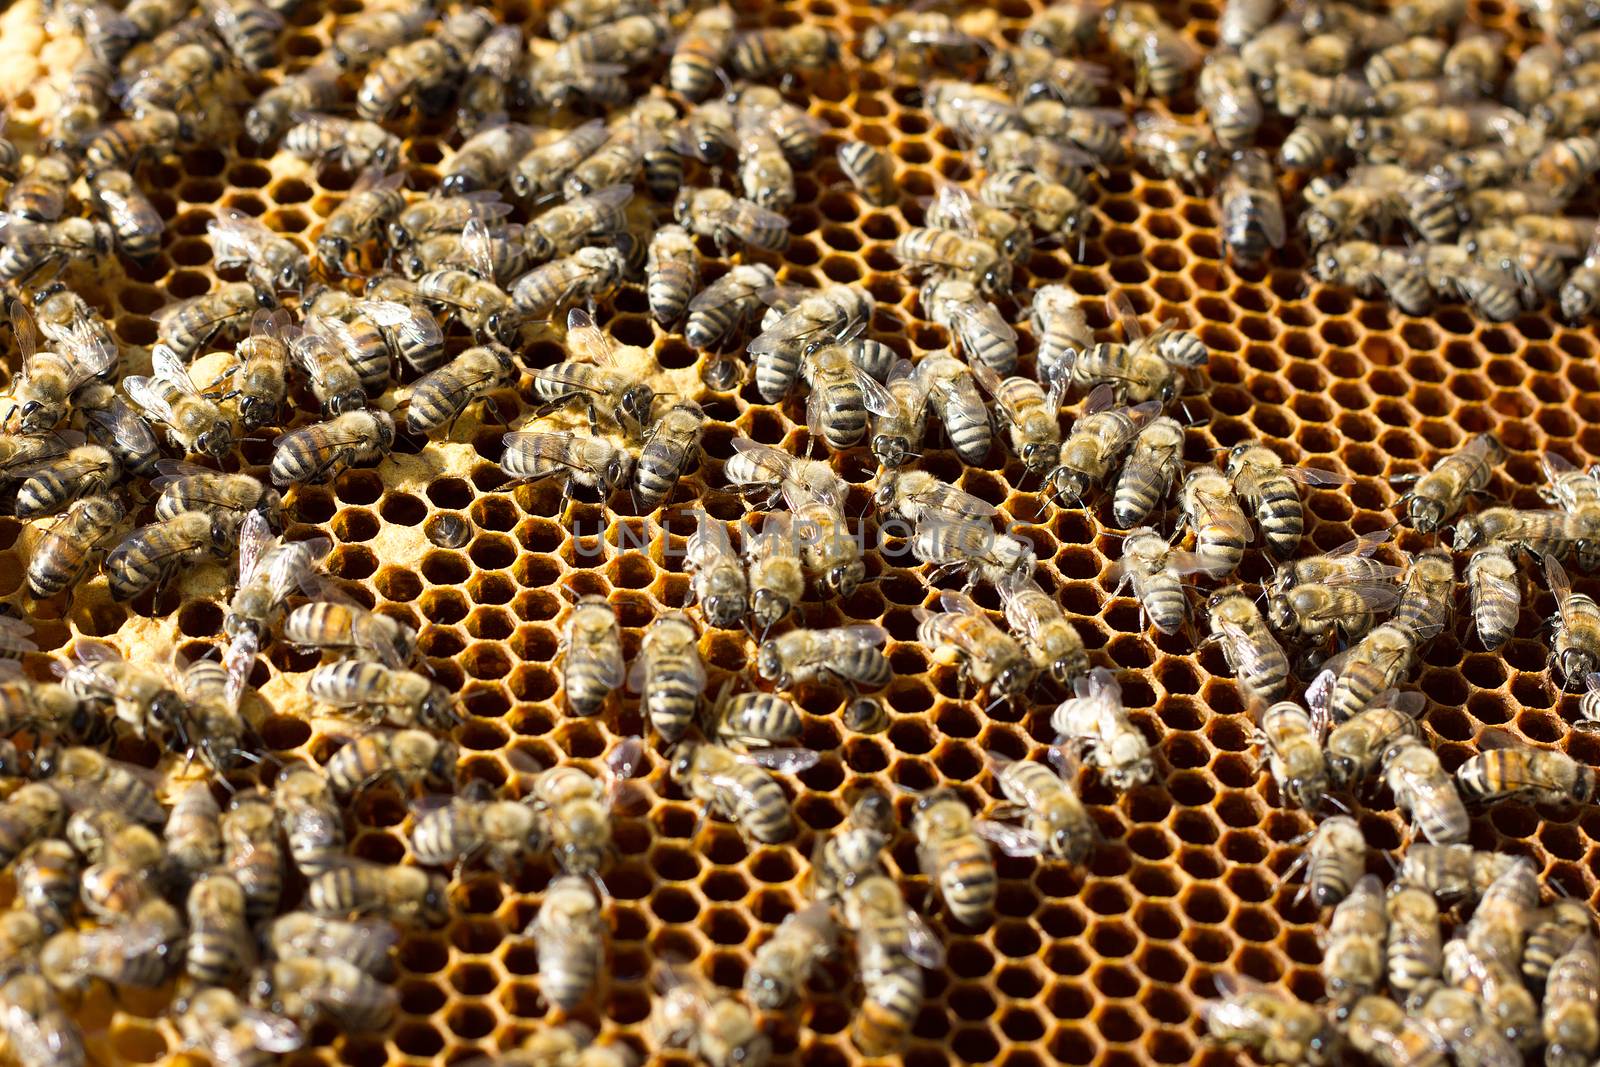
1305 669 1337 724
1190 483 1256 542
458 218 499 280
564 306 618 367
1327 528 1393 558
728 435 794 475
1544 552 1580 630
122 374 177 426
974 818 1047 858
6 297 42 379
1107 289 1147 343
1322 581 1407 618
1280 464 1354 486
932 183 978 235
0 617 37 656
1214 611 1280 681
237 1008 304 1055
575 183 635 214
234 511 278 590
1160 549 1219 577
729 200 791 249
946 297 1018 347
500 431 593 481
1541 451 1580 482
354 299 444 351
1391 755 1463 813
0 996 79 1066
151 342 205 397
689 272 758 313
469 23 522 77
742 747 821 773
207 209 272 262
936 588 985 618
905 910 947 969
1588 671 1600 696
690 512 739 558
1081 382 1118 415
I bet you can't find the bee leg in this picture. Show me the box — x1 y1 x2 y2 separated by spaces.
307 447 358 486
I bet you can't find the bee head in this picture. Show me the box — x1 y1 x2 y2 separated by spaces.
197 425 235 461
668 743 698 782
756 642 783 683
828 561 865 597
252 286 277 309
421 876 450 925
1021 441 1060 475
603 453 630 491
386 222 411 247
239 395 280 431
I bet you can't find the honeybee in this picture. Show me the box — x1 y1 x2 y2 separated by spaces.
981 169 1087 240
1067 293 1183 405
390 192 514 250
1201 974 1332 1066
283 587 414 670
750 284 874 400
891 225 1012 296
308 660 455 730
838 140 895 206
735 122 794 213
1178 467 1253 576
996 573 1089 685
917 590 1035 705
1540 453 1600 569
49 54 113 155
670 4 734 97
1545 552 1600 688
670 741 817 843
1463 860 1537 967
1320 874 1385 1011
1414 241 1524 322
1196 53 1262 151
861 11 985 70
454 25 526 130
868 360 931 469
1382 735 1469 845
273 762 345 878
1268 579 1401 646
1110 417 1184 527
4 154 72 223
220 789 284 920
685 263 777 350
922 275 1019 377
685 515 748 630
1278 116 1349 170
250 958 397 1031
1282 814 1367 908
1525 900 1596 987
0 783 66 867
1228 444 1350 558
356 34 470 122
138 460 233 534
1314 239 1434 315
1442 939 1539 1050
628 612 703 742
874 470 994 530
559 595 624 715
3 299 115 435
122 343 235 460
1456 732 1597 806
156 281 275 361
13 839 79 934
911 510 1036 592
245 59 339 145
1049 385 1160 503
73 386 156 478
82 107 182 172
507 121 607 201
1398 844 1524 903
728 23 837 81
283 113 402 173
1559 228 1600 322
40 898 183 991
440 122 534 200
644 224 699 328
797 344 894 452
410 791 544 874
1539 936 1600 1067
405 343 518 437
1107 528 1203 636
271 409 395 488
1107 2 1200 97
988 44 1109 106
1029 283 1095 387
325 728 456 799
744 903 835 1010
1317 679 1424 790
207 208 308 296
1257 699 1328 809
1128 113 1217 190
1362 34 1445 87
164 778 222 878
923 786 1042 927
172 653 248 772
1204 589 1290 702
102 509 233 601
7 443 117 520
266 913 397 982
0 971 85 1067
1219 149 1286 268
508 246 626 321
1021 1 1101 52
1274 67 1377 118
985 749 1094 863
723 521 797 643
186 873 254 986
1453 507 1576 556
724 436 848 511
1386 547 1456 646
841 873 942 1056
758 625 891 691
312 171 408 272
0 217 109 284
175 987 303 1067
652 972 771 1067
675 187 790 253
33 745 163 826
1320 622 1418 724
304 860 448 926
331 4 428 67
82 167 162 260
1341 994 1448 1065
1050 667 1153 790
522 874 605 1011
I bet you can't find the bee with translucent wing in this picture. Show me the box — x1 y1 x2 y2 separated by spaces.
1201 973 1333 1065
1544 552 1600 689
1226 444 1353 558
529 307 656 440
669 741 819 844
916 590 1035 707
5 297 117 435
223 512 331 716
207 209 309 294
1050 667 1153 790
984 747 1095 864
1392 432 1505 533
1109 528 1211 636
686 514 748 630
1455 729 1598 806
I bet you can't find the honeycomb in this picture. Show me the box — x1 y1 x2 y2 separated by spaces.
0 0 1598 1064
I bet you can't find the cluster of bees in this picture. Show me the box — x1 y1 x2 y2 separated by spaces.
1124 0 1600 321
0 0 1593 1062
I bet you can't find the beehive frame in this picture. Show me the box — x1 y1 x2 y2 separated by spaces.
0 0 1598 1064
